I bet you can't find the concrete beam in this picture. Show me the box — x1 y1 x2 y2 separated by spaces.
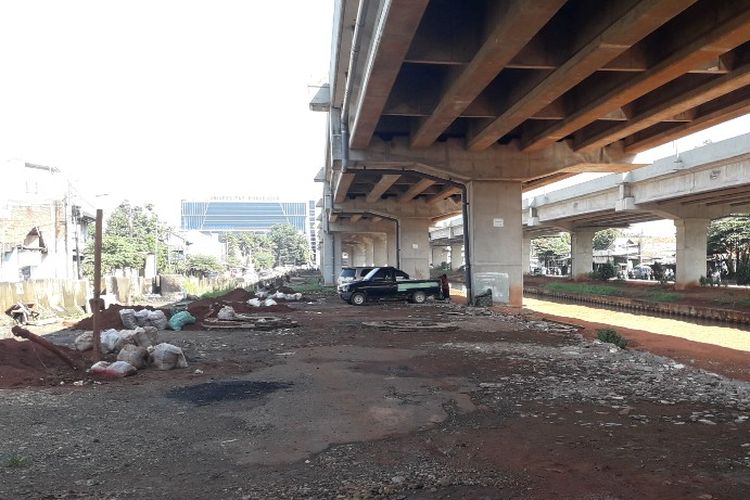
334 172 356 203
426 185 461 206
624 85 750 153
399 178 434 202
349 136 633 182
348 0 429 149
523 0 750 152
467 0 696 151
575 59 750 152
365 174 400 203
409 0 565 149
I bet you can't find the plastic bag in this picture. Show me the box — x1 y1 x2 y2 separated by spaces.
90 360 136 378
119 309 137 329
134 309 150 327
147 310 168 330
286 293 302 301
263 298 277 307
149 343 188 370
117 344 149 369
255 290 268 299
247 298 261 307
217 306 236 320
101 328 123 354
74 331 93 351
141 326 159 346
168 311 196 331
272 291 286 300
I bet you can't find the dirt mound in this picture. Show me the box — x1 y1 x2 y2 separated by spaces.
220 288 256 302
0 338 90 388
183 298 293 331
75 304 165 331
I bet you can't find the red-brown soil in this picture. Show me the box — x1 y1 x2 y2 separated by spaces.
0 337 90 388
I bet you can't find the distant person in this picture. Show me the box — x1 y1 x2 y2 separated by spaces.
439 274 450 301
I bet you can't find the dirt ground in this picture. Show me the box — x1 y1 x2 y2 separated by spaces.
1 291 750 499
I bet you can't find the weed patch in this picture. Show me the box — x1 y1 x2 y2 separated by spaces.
596 328 628 349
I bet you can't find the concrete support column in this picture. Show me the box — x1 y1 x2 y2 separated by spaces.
467 180 523 306
320 231 335 285
385 225 398 267
571 229 595 280
675 218 709 290
522 236 530 275
450 242 463 270
363 238 374 266
351 244 366 267
431 245 448 267
399 217 431 279
334 236 344 282
373 236 388 266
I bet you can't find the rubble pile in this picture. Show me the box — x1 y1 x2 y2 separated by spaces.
442 324 750 425
201 305 299 330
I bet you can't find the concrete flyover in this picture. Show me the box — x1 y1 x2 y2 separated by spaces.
312 0 750 305
432 133 750 289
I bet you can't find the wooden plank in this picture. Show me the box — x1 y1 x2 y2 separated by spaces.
409 0 565 149
467 0 696 151
350 214 362 223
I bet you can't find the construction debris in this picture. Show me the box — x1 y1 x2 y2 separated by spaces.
89 360 137 378
361 319 458 333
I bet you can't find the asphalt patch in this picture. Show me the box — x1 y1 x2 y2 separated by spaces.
166 380 293 406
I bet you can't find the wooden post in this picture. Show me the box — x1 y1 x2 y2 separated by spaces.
91 209 103 361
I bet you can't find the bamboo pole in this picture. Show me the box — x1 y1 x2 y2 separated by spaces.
91 209 103 361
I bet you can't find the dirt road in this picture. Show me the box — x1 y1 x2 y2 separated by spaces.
1 295 749 499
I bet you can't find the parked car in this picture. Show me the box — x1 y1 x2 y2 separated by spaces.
630 265 653 280
337 266 374 286
338 266 442 305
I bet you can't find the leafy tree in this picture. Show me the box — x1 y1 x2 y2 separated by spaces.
593 228 621 251
82 202 171 277
268 224 311 266
183 254 225 277
708 216 750 276
531 233 570 260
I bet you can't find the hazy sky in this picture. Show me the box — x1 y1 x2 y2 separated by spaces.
0 0 332 224
2 1 749 233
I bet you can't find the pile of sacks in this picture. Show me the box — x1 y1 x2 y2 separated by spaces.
74 327 188 378
119 308 169 330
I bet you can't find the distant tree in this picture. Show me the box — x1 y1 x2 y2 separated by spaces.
708 216 750 276
531 233 570 261
82 202 171 277
268 224 311 266
593 228 621 251
183 254 225 277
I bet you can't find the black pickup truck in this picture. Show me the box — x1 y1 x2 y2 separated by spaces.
338 266 443 305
